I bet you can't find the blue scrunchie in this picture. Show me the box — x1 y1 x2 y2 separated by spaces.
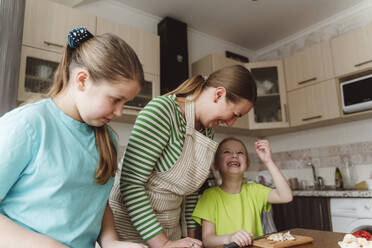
67 27 94 49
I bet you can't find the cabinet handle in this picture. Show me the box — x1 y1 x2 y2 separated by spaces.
284 103 289 122
354 59 372 67
302 115 322 121
43 41 64 48
297 77 317 85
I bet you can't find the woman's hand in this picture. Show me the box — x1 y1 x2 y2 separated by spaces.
228 230 253 247
254 139 273 164
163 237 202 248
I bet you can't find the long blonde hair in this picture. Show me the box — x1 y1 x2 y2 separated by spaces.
166 65 257 104
48 33 144 185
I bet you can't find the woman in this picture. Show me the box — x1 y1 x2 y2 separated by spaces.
109 65 257 248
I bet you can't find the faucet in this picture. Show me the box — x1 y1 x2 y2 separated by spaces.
306 162 323 190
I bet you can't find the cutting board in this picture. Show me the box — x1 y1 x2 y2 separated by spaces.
252 234 314 248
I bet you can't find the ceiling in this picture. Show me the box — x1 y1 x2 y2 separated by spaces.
112 0 363 51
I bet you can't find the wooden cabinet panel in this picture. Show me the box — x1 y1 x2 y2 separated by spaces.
287 79 340 126
138 30 160 75
284 41 334 91
272 197 332 232
23 0 96 53
97 17 160 75
331 23 372 77
96 17 139 56
191 54 242 76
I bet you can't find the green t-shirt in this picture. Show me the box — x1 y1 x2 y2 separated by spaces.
192 183 272 237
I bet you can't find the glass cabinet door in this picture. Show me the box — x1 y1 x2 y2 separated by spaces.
18 46 62 102
246 60 289 129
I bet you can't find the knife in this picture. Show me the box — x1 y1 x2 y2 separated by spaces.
223 234 266 248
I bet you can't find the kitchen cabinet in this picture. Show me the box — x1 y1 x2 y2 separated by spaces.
96 17 160 76
191 54 243 77
191 55 288 130
331 22 372 78
96 17 160 120
272 196 332 231
18 46 62 102
23 0 96 54
284 41 334 91
246 60 289 129
119 73 160 121
287 79 340 126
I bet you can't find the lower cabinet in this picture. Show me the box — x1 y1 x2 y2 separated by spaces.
271 196 332 231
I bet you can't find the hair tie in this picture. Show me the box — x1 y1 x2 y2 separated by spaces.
68 27 94 49
202 75 208 81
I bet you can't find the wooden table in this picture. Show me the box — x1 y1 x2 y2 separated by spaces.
251 228 345 248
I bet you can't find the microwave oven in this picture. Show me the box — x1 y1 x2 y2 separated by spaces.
340 73 372 114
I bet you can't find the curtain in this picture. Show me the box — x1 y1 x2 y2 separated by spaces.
0 0 25 117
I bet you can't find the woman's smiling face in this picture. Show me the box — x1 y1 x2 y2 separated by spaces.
198 87 253 129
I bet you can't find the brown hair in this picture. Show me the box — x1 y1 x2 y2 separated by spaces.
165 65 257 104
48 33 144 185
214 137 250 168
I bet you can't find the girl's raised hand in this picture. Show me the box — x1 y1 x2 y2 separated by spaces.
228 230 253 247
254 140 273 164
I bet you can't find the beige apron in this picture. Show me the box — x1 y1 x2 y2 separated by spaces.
109 97 218 242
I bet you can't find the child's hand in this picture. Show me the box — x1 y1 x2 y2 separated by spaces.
254 140 273 164
228 230 253 247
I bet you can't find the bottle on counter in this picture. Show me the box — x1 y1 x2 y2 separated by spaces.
343 161 355 189
335 167 344 190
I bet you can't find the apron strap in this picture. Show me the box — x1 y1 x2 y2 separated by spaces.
185 95 195 129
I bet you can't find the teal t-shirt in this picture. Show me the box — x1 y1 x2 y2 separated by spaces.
0 99 114 248
192 183 271 237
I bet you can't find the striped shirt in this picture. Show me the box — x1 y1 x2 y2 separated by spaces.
120 94 213 240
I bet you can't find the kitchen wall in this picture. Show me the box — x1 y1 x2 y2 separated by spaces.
73 0 372 187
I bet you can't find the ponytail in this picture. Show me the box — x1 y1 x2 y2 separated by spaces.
165 75 206 101
94 126 117 184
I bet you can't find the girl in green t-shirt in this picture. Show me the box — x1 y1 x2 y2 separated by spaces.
192 138 293 247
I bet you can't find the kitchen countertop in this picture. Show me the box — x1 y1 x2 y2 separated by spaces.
292 189 372 197
215 228 346 248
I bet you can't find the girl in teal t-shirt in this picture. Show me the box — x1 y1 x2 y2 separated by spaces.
192 138 293 247
0 27 146 248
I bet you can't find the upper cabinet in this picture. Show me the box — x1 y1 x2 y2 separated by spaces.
96 17 160 75
246 60 289 129
284 41 334 91
331 22 372 78
18 0 160 122
96 17 160 118
191 54 289 130
23 0 96 54
18 46 62 102
287 79 340 127
191 53 243 76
